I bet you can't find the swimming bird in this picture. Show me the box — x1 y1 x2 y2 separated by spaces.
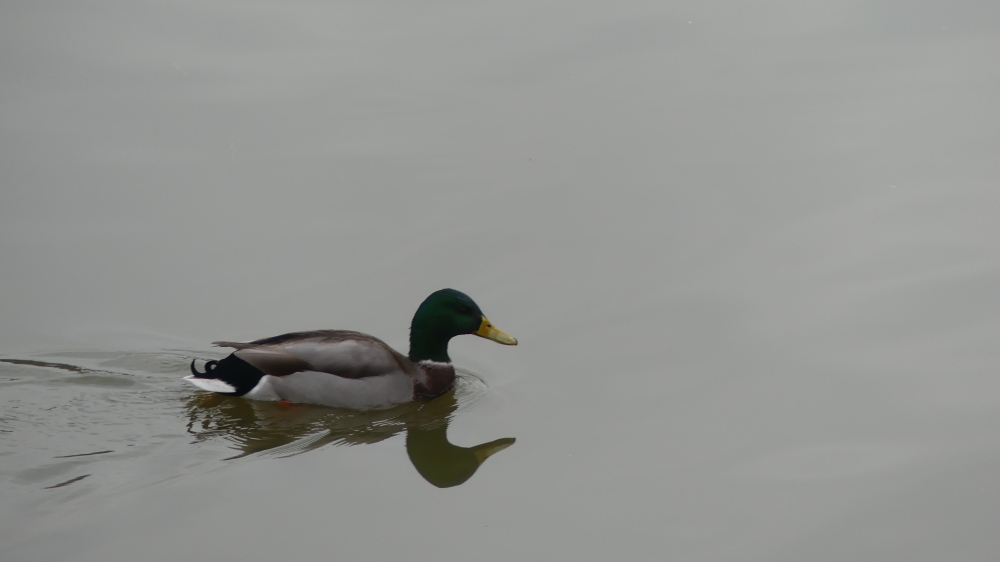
184 289 516 409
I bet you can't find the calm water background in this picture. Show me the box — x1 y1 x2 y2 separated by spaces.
2 1 1000 560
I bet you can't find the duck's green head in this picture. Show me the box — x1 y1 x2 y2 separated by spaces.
409 288 517 363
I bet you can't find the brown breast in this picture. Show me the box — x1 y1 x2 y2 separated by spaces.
414 361 456 398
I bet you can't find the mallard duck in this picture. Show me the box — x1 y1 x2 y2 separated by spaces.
184 289 516 409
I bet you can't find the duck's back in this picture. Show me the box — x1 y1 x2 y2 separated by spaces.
218 330 415 380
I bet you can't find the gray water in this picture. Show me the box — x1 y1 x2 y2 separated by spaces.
2 1 1000 560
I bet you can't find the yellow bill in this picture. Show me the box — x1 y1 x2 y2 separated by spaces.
475 316 518 345
472 437 517 464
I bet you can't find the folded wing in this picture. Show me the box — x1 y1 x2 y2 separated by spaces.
213 330 413 380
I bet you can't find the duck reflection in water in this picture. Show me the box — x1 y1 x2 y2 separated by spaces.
184 372 514 488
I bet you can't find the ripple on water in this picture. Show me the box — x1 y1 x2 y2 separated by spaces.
0 351 498 496
184 367 489 459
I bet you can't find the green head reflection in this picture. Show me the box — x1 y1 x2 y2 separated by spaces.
403 387 515 488
184 372 514 488
407 428 515 488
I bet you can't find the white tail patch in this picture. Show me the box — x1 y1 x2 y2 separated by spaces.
183 375 236 394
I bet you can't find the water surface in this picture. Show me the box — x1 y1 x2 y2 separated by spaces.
2 0 1000 560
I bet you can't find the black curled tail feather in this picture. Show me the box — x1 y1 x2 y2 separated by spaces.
189 359 219 378
188 355 264 396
